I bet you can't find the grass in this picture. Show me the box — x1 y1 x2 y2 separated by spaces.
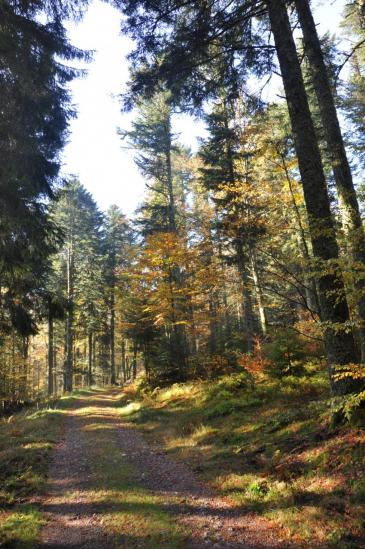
119 370 365 548
0 393 78 547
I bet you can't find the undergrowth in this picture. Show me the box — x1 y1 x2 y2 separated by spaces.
119 368 365 548
0 394 77 548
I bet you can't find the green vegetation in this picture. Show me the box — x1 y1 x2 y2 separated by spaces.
120 369 365 547
0 397 72 547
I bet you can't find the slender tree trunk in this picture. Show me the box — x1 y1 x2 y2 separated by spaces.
121 339 126 382
92 333 97 383
110 285 116 384
64 243 74 393
267 0 358 395
281 150 320 314
53 348 57 396
188 299 198 355
236 240 255 352
295 0 365 358
132 340 138 379
249 247 268 336
165 122 177 233
208 298 218 355
88 331 93 386
217 232 232 343
48 301 54 396
165 117 187 377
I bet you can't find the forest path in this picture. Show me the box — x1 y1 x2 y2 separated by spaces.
39 389 288 549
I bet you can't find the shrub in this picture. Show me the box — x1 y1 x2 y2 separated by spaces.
333 363 365 421
263 329 307 378
205 400 238 418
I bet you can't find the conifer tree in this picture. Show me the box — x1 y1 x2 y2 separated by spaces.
122 93 188 381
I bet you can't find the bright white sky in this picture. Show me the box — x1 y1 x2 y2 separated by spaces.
61 0 347 216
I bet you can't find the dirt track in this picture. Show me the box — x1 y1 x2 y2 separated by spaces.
39 390 288 548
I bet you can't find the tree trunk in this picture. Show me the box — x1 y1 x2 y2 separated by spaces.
249 246 268 336
280 149 320 314
88 331 93 386
110 286 116 384
236 240 255 352
48 301 54 396
64 243 74 393
132 340 138 379
121 339 126 382
165 119 177 233
208 298 218 355
267 0 358 395
295 0 365 358
165 115 188 377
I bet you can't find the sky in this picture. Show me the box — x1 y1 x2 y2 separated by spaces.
61 0 347 217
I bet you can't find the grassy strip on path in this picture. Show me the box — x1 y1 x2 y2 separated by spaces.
119 372 365 548
82 403 188 548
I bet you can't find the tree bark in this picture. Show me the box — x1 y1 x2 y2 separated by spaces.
267 0 358 395
64 243 74 393
280 149 320 314
295 0 365 358
88 331 93 386
132 340 138 379
110 287 116 384
165 119 188 378
121 339 126 382
236 240 255 352
48 300 54 396
249 246 268 336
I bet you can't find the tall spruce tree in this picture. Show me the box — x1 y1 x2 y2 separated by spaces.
104 206 132 385
0 0 88 338
294 0 365 360
122 93 189 381
50 181 104 392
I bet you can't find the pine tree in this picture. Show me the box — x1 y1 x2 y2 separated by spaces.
122 93 188 381
295 0 365 360
104 206 132 384
0 1 88 338
50 181 105 392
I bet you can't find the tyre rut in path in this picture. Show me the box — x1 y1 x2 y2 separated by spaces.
39 390 290 549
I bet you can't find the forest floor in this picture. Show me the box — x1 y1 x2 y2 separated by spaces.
0 377 364 548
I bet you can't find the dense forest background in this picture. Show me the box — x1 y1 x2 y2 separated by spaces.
1 0 365 425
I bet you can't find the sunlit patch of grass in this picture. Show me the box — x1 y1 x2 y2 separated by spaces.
118 401 142 417
22 442 53 451
83 422 116 432
0 505 47 548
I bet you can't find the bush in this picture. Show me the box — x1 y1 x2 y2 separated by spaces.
205 399 239 418
188 354 235 379
263 329 307 378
